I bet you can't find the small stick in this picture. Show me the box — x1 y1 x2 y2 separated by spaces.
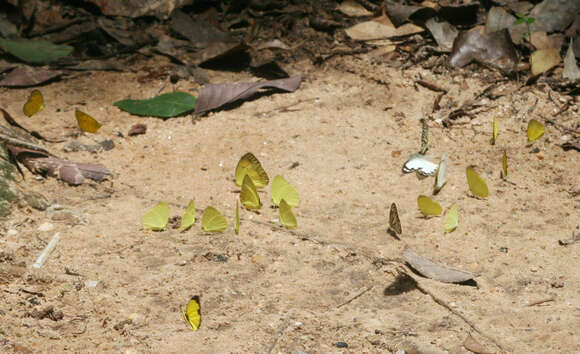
526 297 555 306
32 232 60 269
337 286 374 308
415 80 448 93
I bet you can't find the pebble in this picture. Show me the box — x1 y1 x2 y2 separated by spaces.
334 341 348 348
37 222 54 232
7 229 17 236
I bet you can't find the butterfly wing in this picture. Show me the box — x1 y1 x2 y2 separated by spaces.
434 153 448 193
466 166 489 198
271 175 299 207
201 207 227 232
403 154 438 176
389 202 402 234
444 203 458 233
180 200 196 231
234 200 240 234
75 110 102 133
279 199 297 229
235 153 269 188
501 150 508 178
417 195 442 216
142 202 169 231
527 119 545 142
23 90 44 117
240 175 262 209
182 296 201 331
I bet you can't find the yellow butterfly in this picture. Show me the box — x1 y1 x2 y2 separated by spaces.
501 150 508 179
201 206 227 232
235 152 269 188
142 202 169 231
180 200 196 231
271 175 299 207
75 109 102 133
23 90 44 117
234 200 240 235
444 203 458 233
240 174 262 209
417 195 442 217
279 199 297 229
389 202 402 235
466 166 489 198
527 119 545 142
491 116 498 145
182 296 201 331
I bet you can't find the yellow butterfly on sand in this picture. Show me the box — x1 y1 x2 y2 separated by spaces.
240 174 262 209
389 202 402 235
234 200 240 234
491 116 498 145
466 166 489 198
182 296 201 331
527 119 545 142
417 195 442 217
75 109 102 133
444 203 458 233
279 199 297 229
271 175 299 207
201 206 227 232
23 90 44 117
180 200 196 231
142 202 169 231
433 153 447 194
235 152 269 188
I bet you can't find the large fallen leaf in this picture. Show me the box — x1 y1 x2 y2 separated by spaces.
345 15 423 41
337 0 372 17
195 76 302 115
0 66 63 87
450 27 518 72
0 39 73 64
530 48 561 75
403 247 475 283
425 18 458 52
114 92 197 118
563 38 580 81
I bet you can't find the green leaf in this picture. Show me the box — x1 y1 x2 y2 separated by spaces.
515 12 525 19
527 18 536 25
114 92 197 118
0 39 73 64
513 18 526 25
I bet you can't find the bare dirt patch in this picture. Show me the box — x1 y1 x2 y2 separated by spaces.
1 52 579 353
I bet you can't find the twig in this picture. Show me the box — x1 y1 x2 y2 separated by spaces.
400 268 509 353
526 297 555 306
32 232 61 269
415 80 447 93
337 286 374 308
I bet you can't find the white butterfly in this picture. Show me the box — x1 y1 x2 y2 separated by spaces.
434 153 448 193
403 154 438 176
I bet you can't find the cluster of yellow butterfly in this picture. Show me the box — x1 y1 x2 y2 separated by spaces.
23 89 103 133
235 152 299 229
142 152 300 235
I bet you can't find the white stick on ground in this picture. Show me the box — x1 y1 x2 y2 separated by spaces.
32 232 61 269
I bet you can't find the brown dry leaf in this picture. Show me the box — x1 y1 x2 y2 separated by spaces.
403 246 475 283
337 0 372 17
530 48 561 75
563 38 580 81
195 76 302 115
463 333 493 354
0 66 63 87
345 15 423 41
128 123 147 136
449 26 518 72
425 18 458 52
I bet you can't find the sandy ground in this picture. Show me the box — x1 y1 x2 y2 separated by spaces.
0 52 579 353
